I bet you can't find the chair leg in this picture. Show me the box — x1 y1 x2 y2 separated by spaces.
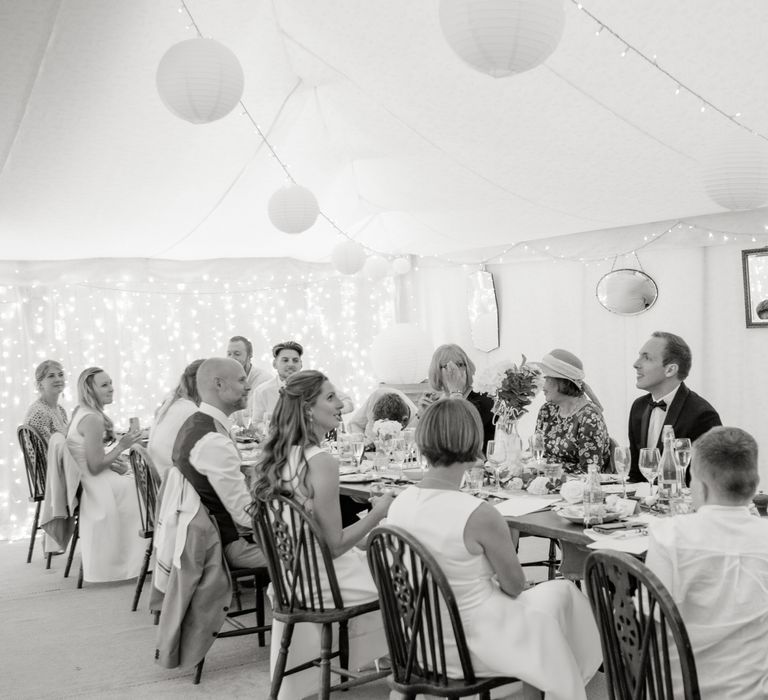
233 578 243 611
547 539 558 580
77 560 84 589
153 610 160 625
27 501 41 563
269 623 294 700
256 581 266 647
319 622 333 700
131 539 153 611
338 619 350 686
194 657 204 685
64 518 79 578
45 552 53 570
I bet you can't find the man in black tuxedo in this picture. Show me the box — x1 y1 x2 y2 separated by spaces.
628 331 721 483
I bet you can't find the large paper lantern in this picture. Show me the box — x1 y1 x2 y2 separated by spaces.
702 144 768 210
370 324 433 384
268 185 320 234
363 255 390 279
156 38 244 123
331 240 366 275
439 0 565 78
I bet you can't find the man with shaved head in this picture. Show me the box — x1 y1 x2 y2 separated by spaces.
171 358 265 568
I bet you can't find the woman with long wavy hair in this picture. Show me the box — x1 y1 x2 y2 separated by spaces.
66 366 145 582
250 369 391 699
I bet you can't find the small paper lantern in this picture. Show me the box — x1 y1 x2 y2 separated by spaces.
363 255 390 279
392 257 412 275
331 240 366 275
702 144 768 210
268 185 320 234
156 38 244 124
439 0 565 78
370 324 433 384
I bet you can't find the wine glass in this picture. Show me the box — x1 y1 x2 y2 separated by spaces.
486 440 505 492
530 431 545 473
638 448 660 494
613 445 631 498
402 427 417 463
349 434 365 469
673 438 692 484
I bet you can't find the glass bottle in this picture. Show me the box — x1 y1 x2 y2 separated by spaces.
658 425 679 508
583 463 604 527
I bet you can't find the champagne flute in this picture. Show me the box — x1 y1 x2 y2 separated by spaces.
530 431 545 473
486 440 505 492
639 448 661 494
614 445 631 498
673 438 692 485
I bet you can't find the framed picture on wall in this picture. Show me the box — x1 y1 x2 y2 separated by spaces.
741 248 768 328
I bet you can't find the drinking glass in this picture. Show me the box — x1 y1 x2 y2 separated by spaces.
529 431 545 472
350 435 365 468
486 440 505 492
402 427 416 462
673 438 692 484
638 448 660 491
388 438 407 475
614 445 631 498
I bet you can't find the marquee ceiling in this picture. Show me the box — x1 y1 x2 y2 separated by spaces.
2 0 768 263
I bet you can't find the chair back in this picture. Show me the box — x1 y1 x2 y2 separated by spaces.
366 524 478 690
17 424 48 501
584 550 700 700
129 445 160 537
252 494 344 614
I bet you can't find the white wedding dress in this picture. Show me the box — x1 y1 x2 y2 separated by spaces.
269 445 386 700
388 486 602 700
67 408 145 582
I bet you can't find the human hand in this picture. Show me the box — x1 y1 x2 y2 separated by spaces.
118 428 143 450
111 456 129 475
441 361 466 394
370 490 396 518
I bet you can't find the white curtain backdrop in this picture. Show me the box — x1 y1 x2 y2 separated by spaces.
1 244 766 539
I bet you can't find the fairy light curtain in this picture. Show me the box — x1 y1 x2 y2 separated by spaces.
0 258 396 540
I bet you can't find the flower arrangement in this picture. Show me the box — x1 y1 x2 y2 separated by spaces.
372 419 403 440
474 356 541 431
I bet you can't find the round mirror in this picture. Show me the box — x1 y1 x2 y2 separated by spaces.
596 268 658 315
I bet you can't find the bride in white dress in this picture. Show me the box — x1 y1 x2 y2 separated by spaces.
66 367 145 583
250 370 394 700
387 397 603 700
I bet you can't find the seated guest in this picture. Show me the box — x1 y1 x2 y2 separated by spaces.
421 344 495 449
250 369 393 699
533 348 609 475
66 367 145 582
347 386 418 440
172 358 265 569
645 426 768 698
249 340 304 428
24 359 68 442
147 358 204 480
387 399 601 700
227 334 269 429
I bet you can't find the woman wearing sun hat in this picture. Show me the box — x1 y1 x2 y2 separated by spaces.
533 348 610 475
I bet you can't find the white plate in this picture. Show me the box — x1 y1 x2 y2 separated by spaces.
556 505 622 524
339 473 378 484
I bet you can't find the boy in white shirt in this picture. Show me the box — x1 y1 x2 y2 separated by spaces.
645 426 768 699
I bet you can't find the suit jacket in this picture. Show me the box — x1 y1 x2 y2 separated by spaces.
628 382 721 483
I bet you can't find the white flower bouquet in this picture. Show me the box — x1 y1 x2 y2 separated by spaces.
372 419 403 440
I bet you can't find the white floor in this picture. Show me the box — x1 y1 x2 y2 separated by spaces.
0 538 607 699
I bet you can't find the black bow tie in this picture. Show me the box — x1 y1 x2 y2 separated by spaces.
649 399 667 410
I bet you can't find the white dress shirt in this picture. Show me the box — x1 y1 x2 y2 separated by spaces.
647 384 680 449
148 398 197 479
645 505 768 698
249 375 280 427
189 402 251 531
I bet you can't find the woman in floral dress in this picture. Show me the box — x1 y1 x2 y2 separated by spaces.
24 359 68 441
533 349 610 475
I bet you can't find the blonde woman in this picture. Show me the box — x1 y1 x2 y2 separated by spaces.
66 367 145 582
24 360 68 442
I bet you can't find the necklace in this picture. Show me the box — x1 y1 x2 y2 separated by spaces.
420 474 461 489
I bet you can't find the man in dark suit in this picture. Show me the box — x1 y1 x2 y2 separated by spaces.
628 331 721 483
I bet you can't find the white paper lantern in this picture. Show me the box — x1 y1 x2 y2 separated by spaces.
156 38 244 124
268 185 320 234
702 144 768 210
363 255 390 279
331 240 367 275
392 257 412 275
371 324 433 384
439 0 565 78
